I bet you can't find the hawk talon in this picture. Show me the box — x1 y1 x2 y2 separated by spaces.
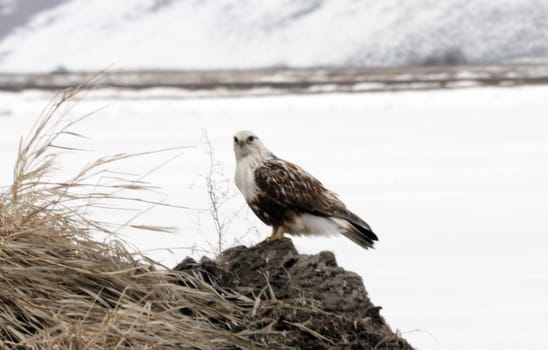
266 235 288 242
266 226 285 242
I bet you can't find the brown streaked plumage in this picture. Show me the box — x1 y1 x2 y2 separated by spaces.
233 130 378 249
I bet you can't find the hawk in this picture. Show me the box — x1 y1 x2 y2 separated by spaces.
233 130 378 249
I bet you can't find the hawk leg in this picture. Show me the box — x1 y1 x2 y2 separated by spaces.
267 225 285 242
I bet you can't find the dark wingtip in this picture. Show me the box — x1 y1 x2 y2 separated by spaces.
340 210 378 243
352 221 378 241
345 222 378 250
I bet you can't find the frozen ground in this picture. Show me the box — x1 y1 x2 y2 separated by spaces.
1 86 547 349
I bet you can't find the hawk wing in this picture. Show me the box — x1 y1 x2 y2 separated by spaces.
254 158 378 246
255 158 342 217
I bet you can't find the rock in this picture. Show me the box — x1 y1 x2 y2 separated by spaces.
175 239 413 350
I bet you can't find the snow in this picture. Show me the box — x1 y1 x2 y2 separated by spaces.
1 0 548 71
1 86 548 349
0 0 16 15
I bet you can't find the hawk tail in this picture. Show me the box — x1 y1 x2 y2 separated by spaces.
338 211 378 250
344 222 377 249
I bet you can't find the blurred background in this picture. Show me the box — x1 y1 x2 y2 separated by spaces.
1 1 548 350
2 0 548 71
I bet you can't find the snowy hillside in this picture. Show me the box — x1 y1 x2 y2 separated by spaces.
1 0 548 72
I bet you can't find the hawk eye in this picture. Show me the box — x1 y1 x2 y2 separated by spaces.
233 136 238 143
247 136 255 142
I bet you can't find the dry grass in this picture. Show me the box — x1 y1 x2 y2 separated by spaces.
0 87 264 349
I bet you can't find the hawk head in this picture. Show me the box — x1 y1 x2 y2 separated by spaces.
233 130 269 161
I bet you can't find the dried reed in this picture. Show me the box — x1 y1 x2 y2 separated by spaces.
0 87 261 349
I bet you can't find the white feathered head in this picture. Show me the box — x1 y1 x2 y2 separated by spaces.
233 130 271 161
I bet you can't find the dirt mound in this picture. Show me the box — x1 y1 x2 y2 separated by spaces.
175 239 413 349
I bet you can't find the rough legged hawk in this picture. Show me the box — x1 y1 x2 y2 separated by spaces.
233 130 378 249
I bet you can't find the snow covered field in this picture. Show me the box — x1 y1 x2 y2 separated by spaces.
1 86 547 349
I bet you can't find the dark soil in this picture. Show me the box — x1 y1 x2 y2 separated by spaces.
174 239 414 349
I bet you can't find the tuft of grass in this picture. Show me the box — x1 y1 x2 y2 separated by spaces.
0 86 262 349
